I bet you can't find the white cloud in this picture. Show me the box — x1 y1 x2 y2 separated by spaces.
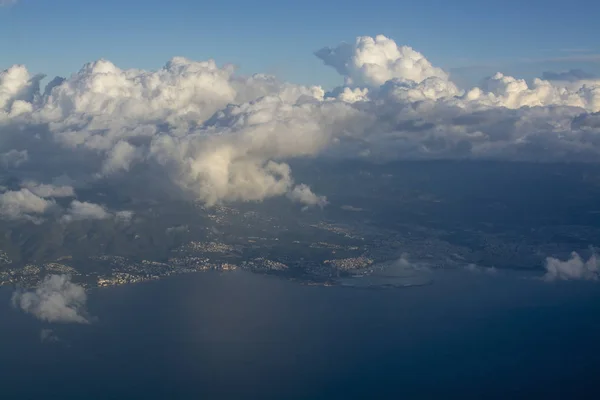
0 184 132 222
0 189 54 221
377 76 461 102
544 252 599 281
62 200 110 222
2 34 600 209
100 140 141 175
60 200 133 223
461 73 599 111
0 65 40 116
11 274 91 324
287 184 328 208
149 96 358 205
316 35 452 87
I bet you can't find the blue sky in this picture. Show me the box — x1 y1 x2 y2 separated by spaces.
2 0 600 88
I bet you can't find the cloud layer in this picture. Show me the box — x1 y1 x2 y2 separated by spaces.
2 35 600 213
11 274 91 323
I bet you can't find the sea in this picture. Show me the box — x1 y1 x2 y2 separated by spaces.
1 269 600 399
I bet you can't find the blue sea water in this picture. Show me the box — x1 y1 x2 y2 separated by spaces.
1 269 600 399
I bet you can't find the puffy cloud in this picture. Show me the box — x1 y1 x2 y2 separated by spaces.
2 34 600 210
316 35 461 102
287 184 328 208
377 76 461 102
0 189 54 221
100 140 142 175
11 274 91 324
327 86 370 103
316 36 600 111
60 200 133 223
0 184 131 222
149 95 359 205
316 35 451 87
462 73 599 111
544 252 599 281
39 58 238 132
62 200 111 222
0 56 342 207
0 65 40 117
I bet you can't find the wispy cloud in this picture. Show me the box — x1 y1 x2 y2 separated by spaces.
451 53 600 74
40 328 60 343
558 48 595 53
542 69 597 82
518 54 600 64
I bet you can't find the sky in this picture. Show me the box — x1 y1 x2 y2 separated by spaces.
2 0 600 88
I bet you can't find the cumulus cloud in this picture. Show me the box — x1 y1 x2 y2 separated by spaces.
11 274 91 324
544 252 599 281
62 200 110 222
0 56 345 208
60 200 133 223
0 65 40 116
316 35 451 87
2 34 600 210
100 140 142 176
461 73 599 110
287 184 328 208
149 95 357 205
0 189 54 221
0 182 131 222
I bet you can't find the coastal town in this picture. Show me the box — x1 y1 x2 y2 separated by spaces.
0 196 590 290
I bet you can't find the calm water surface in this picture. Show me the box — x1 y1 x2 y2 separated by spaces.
1 270 599 399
